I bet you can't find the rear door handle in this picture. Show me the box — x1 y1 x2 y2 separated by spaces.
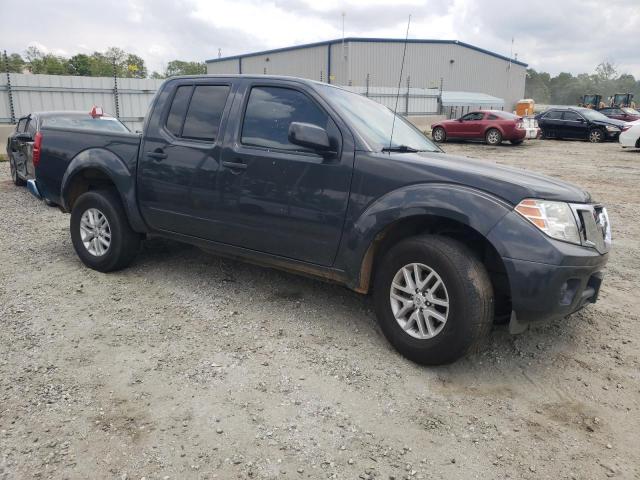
222 161 247 171
146 150 167 160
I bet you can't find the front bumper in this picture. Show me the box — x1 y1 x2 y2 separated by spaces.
487 210 609 326
503 256 606 324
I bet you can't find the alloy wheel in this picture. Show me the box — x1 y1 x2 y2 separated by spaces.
80 208 112 256
389 263 450 340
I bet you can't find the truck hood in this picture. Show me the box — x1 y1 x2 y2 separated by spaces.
388 151 592 205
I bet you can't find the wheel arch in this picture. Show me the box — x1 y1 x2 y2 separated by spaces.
343 184 513 320
61 148 148 232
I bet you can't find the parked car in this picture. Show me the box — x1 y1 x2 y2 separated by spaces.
431 110 527 145
619 119 640 148
536 107 626 142
6 110 129 192
598 106 640 122
26 75 610 365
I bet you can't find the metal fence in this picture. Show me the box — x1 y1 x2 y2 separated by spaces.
0 73 163 131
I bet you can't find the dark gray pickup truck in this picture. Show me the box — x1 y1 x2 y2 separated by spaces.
27 75 611 365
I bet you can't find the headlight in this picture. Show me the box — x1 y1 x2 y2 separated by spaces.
606 125 620 132
515 199 581 244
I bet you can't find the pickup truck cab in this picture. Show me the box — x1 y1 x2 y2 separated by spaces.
29 75 611 365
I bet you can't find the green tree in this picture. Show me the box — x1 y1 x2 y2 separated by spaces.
124 53 147 78
67 54 92 76
3 53 26 73
595 61 617 82
165 60 206 77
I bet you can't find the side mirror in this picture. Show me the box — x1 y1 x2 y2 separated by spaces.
288 122 332 153
457 118 464 122
16 132 33 142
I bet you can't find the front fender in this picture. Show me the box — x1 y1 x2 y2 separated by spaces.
61 148 148 232
338 183 512 288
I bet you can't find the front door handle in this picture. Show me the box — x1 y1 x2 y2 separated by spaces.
146 150 167 161
222 161 247 171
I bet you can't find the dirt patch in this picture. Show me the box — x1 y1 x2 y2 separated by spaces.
1 139 639 479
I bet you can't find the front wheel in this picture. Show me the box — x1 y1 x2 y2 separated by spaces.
589 128 604 143
432 127 447 143
70 189 141 272
373 235 494 365
485 128 502 145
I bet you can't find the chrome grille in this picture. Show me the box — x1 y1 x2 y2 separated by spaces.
571 204 611 254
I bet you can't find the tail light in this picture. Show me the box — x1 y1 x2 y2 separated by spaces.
516 122 524 129
32 131 42 168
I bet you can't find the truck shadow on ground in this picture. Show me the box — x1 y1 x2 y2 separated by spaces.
135 237 586 381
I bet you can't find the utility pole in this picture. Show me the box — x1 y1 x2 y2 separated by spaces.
3 50 16 124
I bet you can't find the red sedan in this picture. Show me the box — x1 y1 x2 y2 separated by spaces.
431 110 527 145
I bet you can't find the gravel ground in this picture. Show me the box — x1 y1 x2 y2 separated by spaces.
1 139 639 480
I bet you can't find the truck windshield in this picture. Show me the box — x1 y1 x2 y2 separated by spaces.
318 84 440 153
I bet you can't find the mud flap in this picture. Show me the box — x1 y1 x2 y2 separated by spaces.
509 311 529 335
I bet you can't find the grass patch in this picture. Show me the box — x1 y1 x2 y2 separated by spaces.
0 153 7 162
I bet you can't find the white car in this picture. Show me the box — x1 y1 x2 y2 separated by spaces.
620 119 640 148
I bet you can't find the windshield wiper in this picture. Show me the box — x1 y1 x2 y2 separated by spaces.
381 145 422 153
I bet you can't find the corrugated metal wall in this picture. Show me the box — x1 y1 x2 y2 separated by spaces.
0 73 164 130
206 58 240 74
340 41 525 110
206 40 526 110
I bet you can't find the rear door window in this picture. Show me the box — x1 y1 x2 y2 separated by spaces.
165 84 230 141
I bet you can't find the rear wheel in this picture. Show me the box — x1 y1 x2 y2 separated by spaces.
485 128 502 145
373 235 494 365
9 158 26 186
70 189 141 272
432 127 447 143
589 128 604 143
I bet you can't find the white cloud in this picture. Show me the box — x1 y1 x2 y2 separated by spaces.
2 0 639 77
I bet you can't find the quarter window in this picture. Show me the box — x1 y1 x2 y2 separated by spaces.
166 84 230 141
241 86 337 152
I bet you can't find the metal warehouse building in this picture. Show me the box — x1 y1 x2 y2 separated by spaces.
206 38 527 111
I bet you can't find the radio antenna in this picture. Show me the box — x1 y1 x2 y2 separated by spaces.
389 14 411 150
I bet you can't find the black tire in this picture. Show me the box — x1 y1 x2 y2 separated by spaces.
510 139 524 145
432 127 447 143
70 189 141 272
588 128 604 143
485 128 502 145
9 157 26 186
373 235 494 365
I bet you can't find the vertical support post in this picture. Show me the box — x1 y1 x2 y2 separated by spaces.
112 58 120 119
327 44 331 84
405 75 410 116
439 76 444 115
365 73 370 97
3 50 16 124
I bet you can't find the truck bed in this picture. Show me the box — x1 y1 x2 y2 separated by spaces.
36 127 141 205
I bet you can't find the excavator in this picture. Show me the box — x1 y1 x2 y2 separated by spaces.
579 93 635 109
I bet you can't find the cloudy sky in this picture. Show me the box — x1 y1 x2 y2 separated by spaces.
2 0 639 77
